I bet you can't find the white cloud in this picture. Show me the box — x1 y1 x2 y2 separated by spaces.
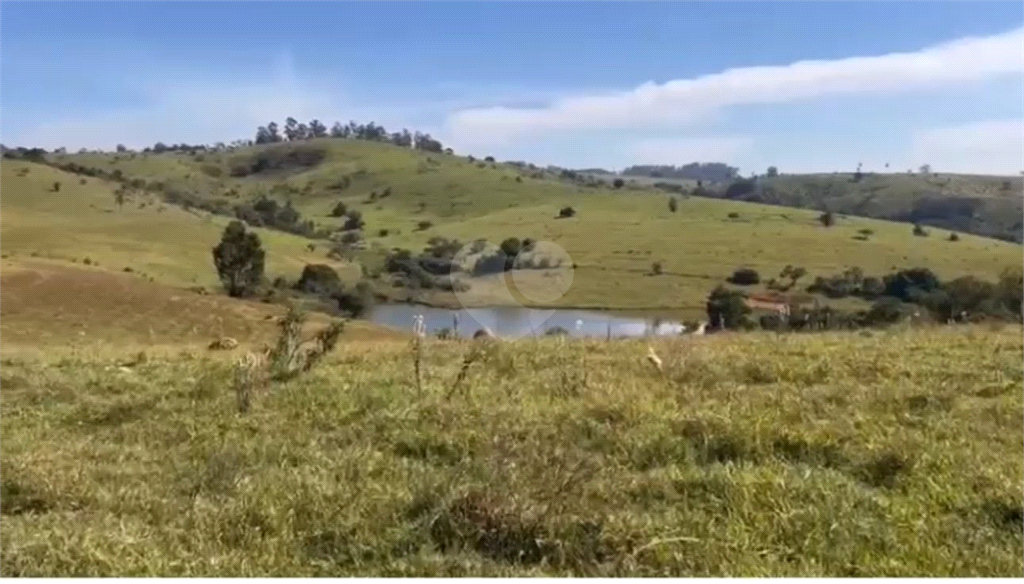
444 26 1024 145
623 136 754 167
910 119 1024 175
10 68 338 150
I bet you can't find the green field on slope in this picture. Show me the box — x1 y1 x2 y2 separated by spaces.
31 139 1022 316
611 169 1024 243
0 162 360 289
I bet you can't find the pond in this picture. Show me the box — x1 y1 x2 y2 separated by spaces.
366 304 687 339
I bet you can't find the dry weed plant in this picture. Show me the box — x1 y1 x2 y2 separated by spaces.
411 315 426 396
447 341 493 400
232 305 345 413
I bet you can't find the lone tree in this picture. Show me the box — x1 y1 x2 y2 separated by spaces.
706 285 751 331
668 197 678 213
212 220 265 297
819 211 835 227
766 166 779 177
499 237 522 270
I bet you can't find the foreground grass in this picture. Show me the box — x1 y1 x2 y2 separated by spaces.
2 326 1021 576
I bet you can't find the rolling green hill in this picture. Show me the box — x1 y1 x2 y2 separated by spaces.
0 138 1007 320
601 169 1024 243
0 161 361 289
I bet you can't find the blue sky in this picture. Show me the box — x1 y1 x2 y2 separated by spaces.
2 1 1022 175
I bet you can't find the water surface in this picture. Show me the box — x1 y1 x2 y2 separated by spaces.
367 304 686 338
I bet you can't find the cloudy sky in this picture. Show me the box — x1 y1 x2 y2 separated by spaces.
2 2 1022 175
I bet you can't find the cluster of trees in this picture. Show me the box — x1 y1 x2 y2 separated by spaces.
253 118 446 153
383 237 471 291
143 143 212 154
708 265 1023 332
469 237 559 276
212 222 372 316
1 146 48 162
622 163 741 183
233 196 317 238
380 234 563 291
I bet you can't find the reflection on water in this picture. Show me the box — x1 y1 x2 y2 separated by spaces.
367 304 686 338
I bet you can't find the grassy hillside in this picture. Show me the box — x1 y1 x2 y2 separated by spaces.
31 140 1023 318
1 326 1021 576
0 161 361 289
616 169 1024 243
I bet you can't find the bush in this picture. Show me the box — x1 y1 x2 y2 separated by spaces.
331 201 348 217
728 268 760 286
499 237 522 258
558 206 576 218
863 297 906 326
668 197 678 213
778 265 807 289
212 221 265 298
860 276 885 299
343 210 364 231
52 181 61 192
948 232 960 242
473 252 507 276
424 237 463 259
652 261 663 275
333 281 374 318
613 178 625 189
417 220 433 231
819 211 835 227
727 212 740 219
913 224 928 237
295 264 342 296
378 228 390 237
882 267 941 302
